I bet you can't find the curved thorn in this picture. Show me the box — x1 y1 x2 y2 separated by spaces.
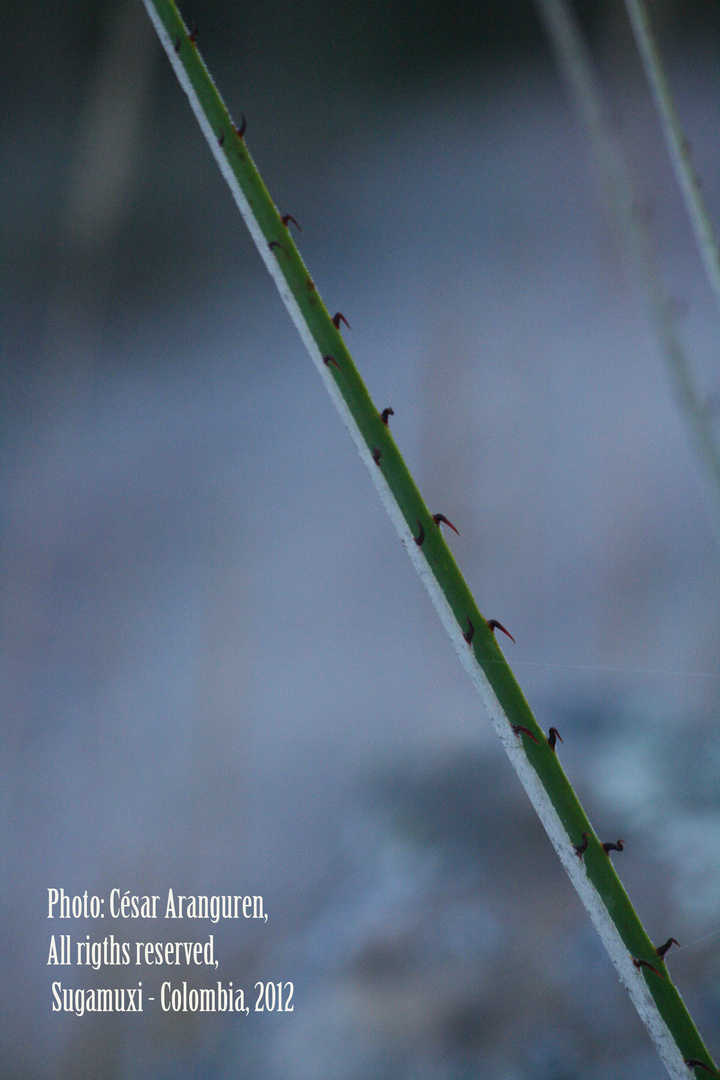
432 513 459 536
463 618 474 644
601 840 625 855
323 355 340 370
414 520 425 547
655 937 680 959
633 957 665 980
332 312 350 330
372 447 382 465
380 407 394 425
281 214 302 231
218 131 225 147
487 618 515 644
174 36 181 52
512 724 539 744
547 727 562 750
268 240 282 251
574 832 589 858
684 1060 716 1075
235 114 247 138
189 21 198 43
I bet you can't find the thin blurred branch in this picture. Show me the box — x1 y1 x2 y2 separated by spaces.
624 0 720 319
40 0 156 421
535 0 720 554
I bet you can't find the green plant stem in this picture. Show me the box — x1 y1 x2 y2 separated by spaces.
624 0 720 318
142 2 716 1076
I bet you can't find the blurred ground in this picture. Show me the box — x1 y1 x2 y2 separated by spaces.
2 2 720 1078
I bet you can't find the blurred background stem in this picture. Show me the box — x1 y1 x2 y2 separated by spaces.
624 0 720 318
535 0 720 554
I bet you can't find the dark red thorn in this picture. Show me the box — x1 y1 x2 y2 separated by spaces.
656 937 680 959
218 131 225 147
189 21 198 43
487 619 515 644
601 839 624 855
323 355 340 370
547 727 562 750
281 214 302 231
684 1060 716 1075
432 513 459 536
306 278 316 291
633 957 664 980
332 312 350 330
574 832 589 857
414 520 425 547
380 407 394 425
269 240 282 251
372 447 382 465
512 724 539 744
174 36 181 52
235 115 247 138
463 618 474 644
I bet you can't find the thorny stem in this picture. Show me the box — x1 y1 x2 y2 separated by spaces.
623 0 720 318
142 2 716 1077
534 0 720 558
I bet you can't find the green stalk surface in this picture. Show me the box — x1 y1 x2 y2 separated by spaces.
142 3 716 1076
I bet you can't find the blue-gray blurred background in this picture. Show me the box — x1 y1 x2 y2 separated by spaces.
2 1 719 1077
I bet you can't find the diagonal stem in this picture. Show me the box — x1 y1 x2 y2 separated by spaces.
535 0 720 557
142 2 717 1076
624 0 720 318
